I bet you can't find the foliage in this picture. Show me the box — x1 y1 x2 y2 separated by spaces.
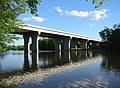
99 27 113 41
99 23 120 50
8 45 24 50
109 29 120 50
89 43 102 50
0 0 41 52
39 38 55 50
0 0 41 32
113 23 120 29
76 41 81 48
100 41 112 50
86 0 106 8
0 33 21 51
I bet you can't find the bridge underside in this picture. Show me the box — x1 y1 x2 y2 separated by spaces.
15 31 99 52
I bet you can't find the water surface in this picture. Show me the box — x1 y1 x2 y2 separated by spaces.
0 50 120 88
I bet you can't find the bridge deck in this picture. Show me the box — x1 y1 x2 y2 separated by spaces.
18 24 101 42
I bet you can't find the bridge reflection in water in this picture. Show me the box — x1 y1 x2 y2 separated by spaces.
1 50 120 88
23 50 98 71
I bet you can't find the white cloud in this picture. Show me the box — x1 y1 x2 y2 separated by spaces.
54 6 107 20
88 9 107 20
54 6 63 13
31 16 46 22
23 16 47 22
23 17 31 21
65 10 89 17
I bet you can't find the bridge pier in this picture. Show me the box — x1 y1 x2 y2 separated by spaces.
23 32 40 52
23 34 30 52
54 39 62 51
54 37 71 51
80 40 88 49
63 37 71 51
31 32 40 52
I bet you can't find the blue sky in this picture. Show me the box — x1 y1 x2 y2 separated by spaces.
16 0 120 45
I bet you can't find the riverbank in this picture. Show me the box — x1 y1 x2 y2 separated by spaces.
0 45 24 53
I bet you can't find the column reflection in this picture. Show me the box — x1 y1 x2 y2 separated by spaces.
23 50 96 70
23 51 39 71
31 51 39 70
23 52 30 71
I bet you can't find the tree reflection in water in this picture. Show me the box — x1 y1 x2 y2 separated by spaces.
101 51 120 72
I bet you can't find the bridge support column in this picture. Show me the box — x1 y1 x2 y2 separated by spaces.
63 37 71 51
54 39 61 51
31 32 40 52
23 52 30 71
80 40 88 49
23 34 30 52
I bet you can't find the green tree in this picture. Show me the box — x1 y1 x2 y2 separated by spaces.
99 24 120 50
99 27 113 50
99 27 113 41
109 29 120 50
39 38 55 50
86 0 106 8
0 0 41 51
113 23 120 29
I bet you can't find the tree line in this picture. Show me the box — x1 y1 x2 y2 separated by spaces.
99 23 120 50
39 38 55 50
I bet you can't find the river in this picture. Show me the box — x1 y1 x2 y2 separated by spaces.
0 50 120 88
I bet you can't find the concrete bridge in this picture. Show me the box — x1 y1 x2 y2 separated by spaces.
16 24 101 52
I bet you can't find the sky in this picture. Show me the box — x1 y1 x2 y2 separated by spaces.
15 0 120 45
